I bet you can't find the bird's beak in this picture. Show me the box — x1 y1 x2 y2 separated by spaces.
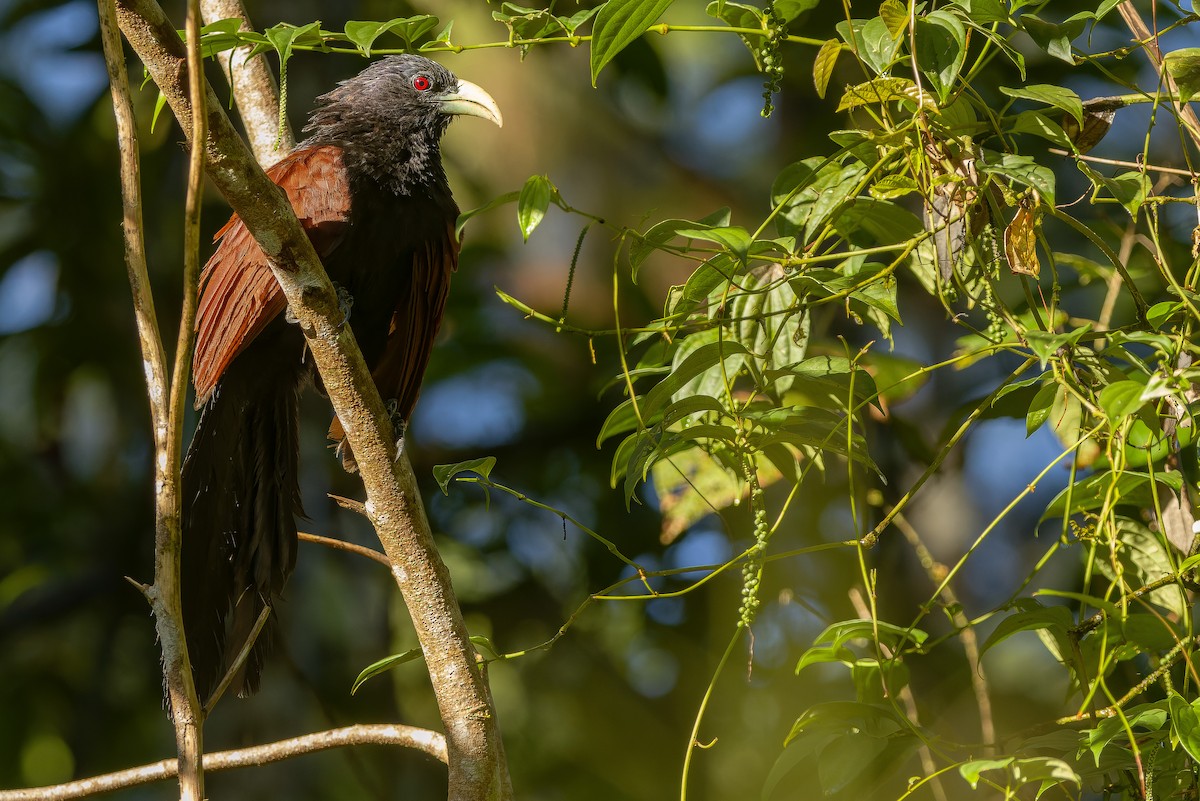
437 79 503 128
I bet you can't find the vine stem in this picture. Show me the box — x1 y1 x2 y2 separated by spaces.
274 25 827 56
680 626 743 801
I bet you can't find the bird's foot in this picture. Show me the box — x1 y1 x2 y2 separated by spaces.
332 282 354 329
385 399 408 445
284 303 299 324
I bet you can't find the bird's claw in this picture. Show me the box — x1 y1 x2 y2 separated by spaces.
385 399 408 444
332 282 354 329
284 304 299 325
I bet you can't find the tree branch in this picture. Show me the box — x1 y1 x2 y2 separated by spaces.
112 0 510 797
0 725 447 801
97 1 206 798
199 0 292 163
299 531 392 567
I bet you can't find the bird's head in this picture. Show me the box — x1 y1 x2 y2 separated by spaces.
304 55 502 191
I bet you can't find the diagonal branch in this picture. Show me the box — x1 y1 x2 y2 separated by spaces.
112 1 511 798
1117 2 1200 151
199 0 293 163
0 724 447 801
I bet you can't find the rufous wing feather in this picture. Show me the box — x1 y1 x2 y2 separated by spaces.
193 145 352 405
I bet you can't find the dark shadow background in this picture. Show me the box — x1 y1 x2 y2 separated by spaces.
0 1 1185 799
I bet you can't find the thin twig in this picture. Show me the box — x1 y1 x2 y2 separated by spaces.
299 531 392 567
892 513 995 754
1053 635 1200 727
848 588 948 801
1117 3 1200 151
204 604 272 714
1048 148 1198 179
1070 572 1193 639
0 724 447 801
97 0 206 797
860 359 1037 548
1096 218 1138 347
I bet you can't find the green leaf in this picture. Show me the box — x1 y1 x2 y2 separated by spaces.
1170 691 1200 763
264 21 322 65
1018 14 1085 63
878 0 907 38
869 174 920 200
343 16 440 55
732 265 810 389
652 446 779 542
797 619 927 673
1165 48 1200 103
1084 701 1167 765
786 701 907 746
817 732 884 795
1048 381 1082 449
772 159 867 243
1041 470 1184 519
630 207 732 278
979 604 1073 659
1098 380 1146 420
914 11 967 102
1106 170 1151 217
1146 300 1182 330
1009 110 1072 148
433 457 498 494
590 0 674 86
673 225 752 263
351 649 423 694
837 77 923 112
518 174 553 241
641 337 749 421
1025 380 1057 437
622 423 738 501
959 757 1014 790
455 190 520 240
1098 520 1187 617
560 7 601 35
835 17 900 76
1024 325 1091 368
150 90 169 133
813 39 841 99
773 0 820 23
1011 757 1079 791
749 409 879 475
666 254 736 316
1001 84 1083 125
980 151 1056 206
705 1 766 67
950 0 1008 23
832 198 922 247
192 17 252 59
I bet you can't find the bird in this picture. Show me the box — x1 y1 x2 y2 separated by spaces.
180 55 502 702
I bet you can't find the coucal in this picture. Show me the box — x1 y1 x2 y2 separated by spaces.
181 56 502 701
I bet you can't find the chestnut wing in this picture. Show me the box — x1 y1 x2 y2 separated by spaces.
193 145 351 404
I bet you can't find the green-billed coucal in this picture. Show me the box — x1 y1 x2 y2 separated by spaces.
181 56 502 701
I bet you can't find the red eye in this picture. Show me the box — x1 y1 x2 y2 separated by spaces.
412 75 431 92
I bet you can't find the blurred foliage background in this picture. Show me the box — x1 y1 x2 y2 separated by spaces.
1 0 1194 799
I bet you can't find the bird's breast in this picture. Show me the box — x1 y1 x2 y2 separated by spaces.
321 183 457 366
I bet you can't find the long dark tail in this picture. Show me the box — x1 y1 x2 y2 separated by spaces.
181 373 302 701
